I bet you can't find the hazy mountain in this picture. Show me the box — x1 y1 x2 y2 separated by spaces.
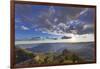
26 42 94 60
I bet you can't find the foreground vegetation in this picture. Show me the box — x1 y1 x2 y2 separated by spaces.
16 48 85 65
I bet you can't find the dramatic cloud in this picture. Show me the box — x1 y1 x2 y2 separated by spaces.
15 4 95 40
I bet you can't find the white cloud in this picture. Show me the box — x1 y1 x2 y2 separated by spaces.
54 18 58 22
21 26 29 30
41 31 47 33
46 19 53 26
75 8 89 18
49 6 55 15
15 18 21 23
58 22 68 29
83 24 94 30
80 8 89 16
34 28 38 31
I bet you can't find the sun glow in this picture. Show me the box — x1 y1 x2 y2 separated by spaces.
70 34 77 42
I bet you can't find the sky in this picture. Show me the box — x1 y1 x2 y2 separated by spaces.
15 4 95 40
